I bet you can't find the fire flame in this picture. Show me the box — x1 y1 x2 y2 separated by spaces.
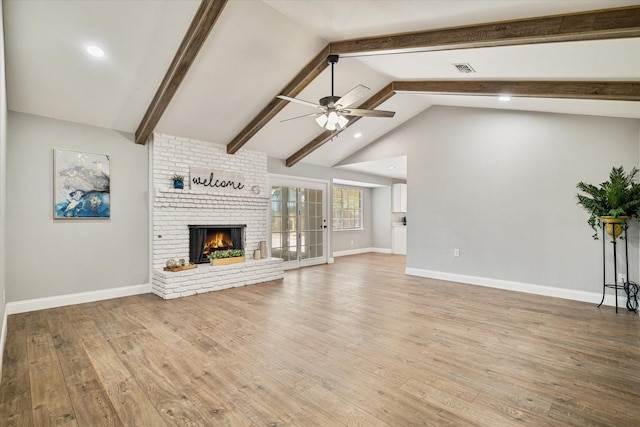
204 232 233 254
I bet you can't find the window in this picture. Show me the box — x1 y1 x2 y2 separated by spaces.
333 186 363 230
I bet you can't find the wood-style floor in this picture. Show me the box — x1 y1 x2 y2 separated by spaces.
1 253 639 426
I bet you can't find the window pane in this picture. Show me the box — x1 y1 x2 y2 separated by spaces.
332 186 363 230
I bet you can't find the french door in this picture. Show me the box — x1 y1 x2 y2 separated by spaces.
270 178 327 270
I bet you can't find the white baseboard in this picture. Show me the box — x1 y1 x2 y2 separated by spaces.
5 283 151 315
333 247 392 257
0 307 7 380
371 248 393 254
406 268 633 309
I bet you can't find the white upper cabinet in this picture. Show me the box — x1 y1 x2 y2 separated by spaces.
392 183 407 213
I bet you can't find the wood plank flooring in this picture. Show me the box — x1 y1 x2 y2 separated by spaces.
1 253 639 426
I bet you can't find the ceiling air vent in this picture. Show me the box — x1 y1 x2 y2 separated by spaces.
453 63 476 73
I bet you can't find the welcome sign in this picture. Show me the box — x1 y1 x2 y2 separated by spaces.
189 167 246 195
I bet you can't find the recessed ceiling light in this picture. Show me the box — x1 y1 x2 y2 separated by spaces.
389 166 396 170
86 45 105 58
354 132 362 138
498 96 511 102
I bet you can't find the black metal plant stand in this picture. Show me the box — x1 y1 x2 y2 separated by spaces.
598 222 628 313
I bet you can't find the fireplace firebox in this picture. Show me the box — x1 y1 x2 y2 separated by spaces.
189 225 245 264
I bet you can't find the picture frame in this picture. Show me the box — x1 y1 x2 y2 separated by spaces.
53 149 111 219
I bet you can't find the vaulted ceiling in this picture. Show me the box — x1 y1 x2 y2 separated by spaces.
4 0 640 179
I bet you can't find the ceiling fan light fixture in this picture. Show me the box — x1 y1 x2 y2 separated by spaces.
315 114 328 127
327 111 340 126
278 55 395 129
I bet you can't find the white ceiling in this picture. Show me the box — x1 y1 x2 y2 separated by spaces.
265 0 638 41
4 0 640 181
335 156 408 181
3 0 200 131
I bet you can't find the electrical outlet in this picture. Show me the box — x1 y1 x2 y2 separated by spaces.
618 273 627 285
454 249 460 257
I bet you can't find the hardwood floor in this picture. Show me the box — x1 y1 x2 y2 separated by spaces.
1 253 639 426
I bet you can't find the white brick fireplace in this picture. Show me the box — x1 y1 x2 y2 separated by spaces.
151 133 283 299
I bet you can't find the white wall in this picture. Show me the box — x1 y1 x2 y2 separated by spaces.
405 106 640 294
0 0 9 375
6 112 149 302
372 186 391 249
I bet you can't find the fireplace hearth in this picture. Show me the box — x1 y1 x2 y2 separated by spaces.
189 225 245 264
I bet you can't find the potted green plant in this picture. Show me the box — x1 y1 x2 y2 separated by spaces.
576 166 640 239
207 249 245 265
171 174 185 189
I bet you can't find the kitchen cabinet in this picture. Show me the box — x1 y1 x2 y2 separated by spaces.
392 225 407 255
392 183 407 213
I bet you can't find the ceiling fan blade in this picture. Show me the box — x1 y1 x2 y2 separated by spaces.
280 112 323 123
335 85 370 109
341 108 396 118
277 95 321 109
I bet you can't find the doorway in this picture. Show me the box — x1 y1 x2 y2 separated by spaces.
270 177 328 269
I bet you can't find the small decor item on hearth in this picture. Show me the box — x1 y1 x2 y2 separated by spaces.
259 241 267 258
208 249 245 265
171 174 185 189
164 258 197 272
254 249 261 259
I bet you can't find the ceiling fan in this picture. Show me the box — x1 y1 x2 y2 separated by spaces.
277 54 395 131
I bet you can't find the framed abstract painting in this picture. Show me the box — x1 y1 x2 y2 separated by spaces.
54 149 111 219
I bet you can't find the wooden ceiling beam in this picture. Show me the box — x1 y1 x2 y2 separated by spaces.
226 45 332 154
135 0 228 145
394 81 640 101
285 83 396 167
331 6 640 56
227 6 640 155
285 80 640 167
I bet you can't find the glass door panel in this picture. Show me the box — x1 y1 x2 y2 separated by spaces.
270 187 299 261
300 188 324 265
271 184 326 269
